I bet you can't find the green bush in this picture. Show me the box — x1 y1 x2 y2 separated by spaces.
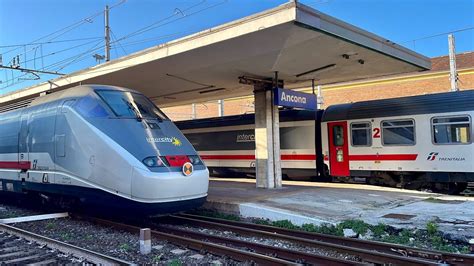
337 220 370 235
426 221 439 236
371 223 387 238
271 220 298 230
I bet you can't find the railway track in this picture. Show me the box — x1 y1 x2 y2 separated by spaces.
174 213 474 265
0 222 131 265
164 214 474 265
77 214 474 265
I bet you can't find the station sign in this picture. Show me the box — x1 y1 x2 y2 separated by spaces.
274 87 317 110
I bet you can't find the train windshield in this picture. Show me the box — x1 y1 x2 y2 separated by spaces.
96 90 168 120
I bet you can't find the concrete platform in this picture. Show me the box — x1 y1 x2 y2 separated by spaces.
204 178 474 239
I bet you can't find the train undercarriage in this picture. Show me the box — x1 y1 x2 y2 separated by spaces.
336 171 474 195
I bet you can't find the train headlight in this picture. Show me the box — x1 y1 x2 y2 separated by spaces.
188 155 203 165
142 156 167 167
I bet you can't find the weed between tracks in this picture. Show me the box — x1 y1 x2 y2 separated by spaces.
195 210 471 254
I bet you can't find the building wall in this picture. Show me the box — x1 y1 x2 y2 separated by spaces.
162 52 474 121
309 68 474 109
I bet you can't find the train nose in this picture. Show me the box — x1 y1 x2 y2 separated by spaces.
131 164 209 202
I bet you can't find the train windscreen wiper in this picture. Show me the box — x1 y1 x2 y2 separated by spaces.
122 98 143 122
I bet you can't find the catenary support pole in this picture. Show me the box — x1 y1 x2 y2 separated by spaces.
191 103 197 119
317 85 323 109
104 5 111 62
218 100 224 117
448 34 458 92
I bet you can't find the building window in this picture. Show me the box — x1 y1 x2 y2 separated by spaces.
351 122 371 146
382 119 415 145
432 116 471 144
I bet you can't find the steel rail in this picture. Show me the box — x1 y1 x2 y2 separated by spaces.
0 223 132 265
166 215 442 265
179 213 474 265
153 223 363 265
79 216 298 266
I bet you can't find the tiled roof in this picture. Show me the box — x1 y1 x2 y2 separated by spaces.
430 51 474 71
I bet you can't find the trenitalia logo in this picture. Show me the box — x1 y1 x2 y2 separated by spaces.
426 152 465 162
426 152 438 161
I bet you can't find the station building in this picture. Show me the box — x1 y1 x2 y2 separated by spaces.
163 51 474 120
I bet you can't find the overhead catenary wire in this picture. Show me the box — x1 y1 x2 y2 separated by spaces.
112 0 207 43
0 0 126 88
20 39 105 66
1 0 126 56
400 26 474 44
0 37 103 49
1 0 228 90
110 29 127 56
1 40 104 88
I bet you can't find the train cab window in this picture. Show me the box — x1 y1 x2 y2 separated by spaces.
351 122 371 146
96 90 168 120
432 116 471 144
333 125 344 146
381 119 415 145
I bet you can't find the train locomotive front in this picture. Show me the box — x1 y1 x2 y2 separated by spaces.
0 85 209 214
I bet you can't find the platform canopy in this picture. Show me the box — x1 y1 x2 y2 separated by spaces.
0 1 430 109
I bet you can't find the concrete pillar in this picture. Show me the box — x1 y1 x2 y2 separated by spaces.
254 85 282 189
140 228 151 254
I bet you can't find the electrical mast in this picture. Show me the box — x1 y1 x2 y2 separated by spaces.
104 5 111 62
448 34 458 92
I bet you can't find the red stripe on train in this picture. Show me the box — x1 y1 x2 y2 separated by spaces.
0 161 31 170
349 154 418 161
201 154 418 161
281 154 316 160
200 155 255 160
200 154 317 160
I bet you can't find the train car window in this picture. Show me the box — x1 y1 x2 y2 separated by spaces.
381 119 415 145
351 122 371 146
74 97 109 118
333 125 344 146
96 90 168 120
432 116 471 144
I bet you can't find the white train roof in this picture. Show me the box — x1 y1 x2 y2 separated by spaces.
322 90 474 122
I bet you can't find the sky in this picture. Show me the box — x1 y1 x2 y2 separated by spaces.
0 0 473 95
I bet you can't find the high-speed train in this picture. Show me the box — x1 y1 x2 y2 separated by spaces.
177 90 474 194
0 85 208 214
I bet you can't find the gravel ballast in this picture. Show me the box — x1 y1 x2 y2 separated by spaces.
161 224 362 263
11 217 242 265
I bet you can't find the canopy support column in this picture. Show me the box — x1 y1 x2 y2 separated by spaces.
253 83 282 189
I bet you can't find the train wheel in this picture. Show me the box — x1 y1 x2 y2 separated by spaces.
447 182 468 195
431 182 468 195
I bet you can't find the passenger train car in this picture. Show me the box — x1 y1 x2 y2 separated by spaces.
177 90 474 194
177 110 324 180
0 85 209 214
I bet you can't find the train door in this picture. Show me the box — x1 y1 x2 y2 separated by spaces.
55 100 75 161
327 121 349 176
18 114 29 170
